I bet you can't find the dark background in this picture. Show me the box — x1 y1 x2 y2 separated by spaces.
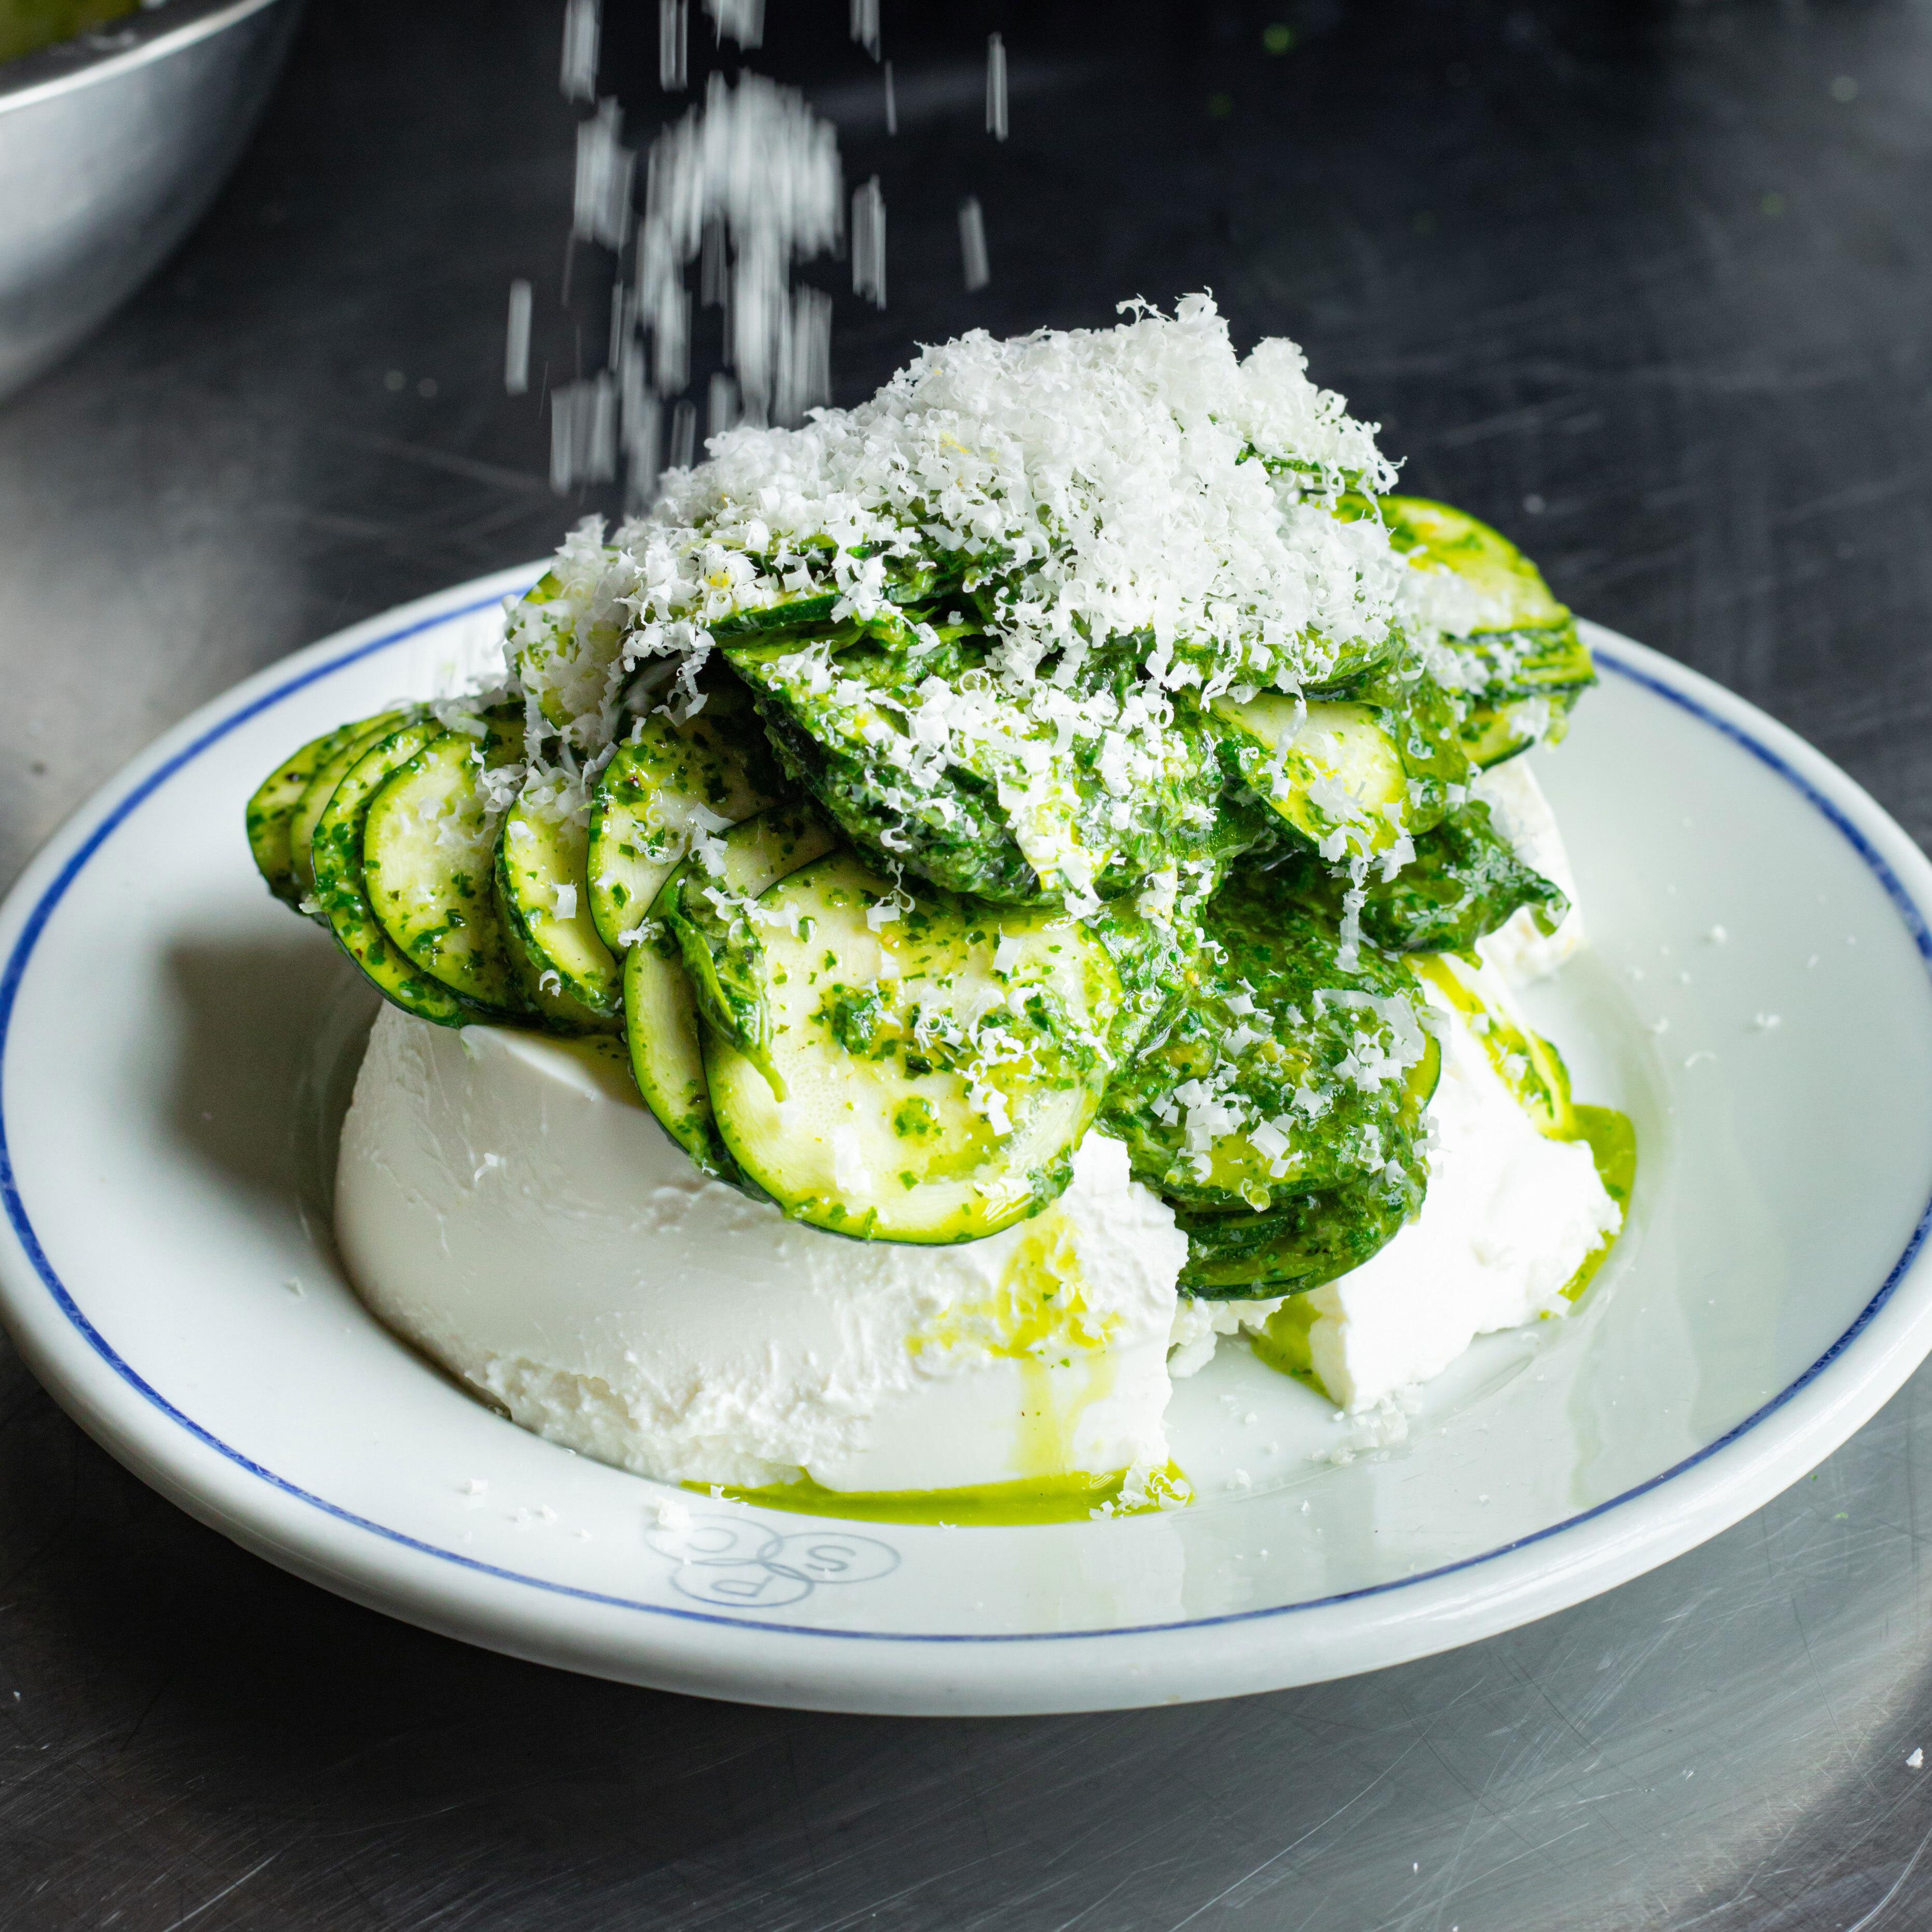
5 2 1932 1925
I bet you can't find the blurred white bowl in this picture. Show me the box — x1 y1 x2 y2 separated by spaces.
0 0 301 402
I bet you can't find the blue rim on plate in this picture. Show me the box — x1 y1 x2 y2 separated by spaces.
2 597 1929 1649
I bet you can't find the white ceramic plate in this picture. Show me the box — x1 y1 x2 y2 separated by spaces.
3 568 1929 1716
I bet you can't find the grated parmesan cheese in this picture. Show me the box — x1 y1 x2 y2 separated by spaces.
507 298 1408 915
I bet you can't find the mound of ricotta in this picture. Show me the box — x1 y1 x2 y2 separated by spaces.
336 1012 1187 1493
335 765 1617 1486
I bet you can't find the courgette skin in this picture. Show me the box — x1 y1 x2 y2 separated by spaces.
288 709 415 908
705 551 965 640
586 669 787 953
247 717 373 907
1175 1173 1419 1297
311 721 491 1027
624 918 734 1177
1378 494 1596 767
626 804 837 1171
363 709 528 1013
494 793 623 1033
706 589 841 639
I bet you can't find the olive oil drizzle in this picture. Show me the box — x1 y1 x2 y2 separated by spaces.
697 1463 1191 1528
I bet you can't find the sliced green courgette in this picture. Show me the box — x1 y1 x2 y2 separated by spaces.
1379 496 1594 767
1210 695 1408 859
704 851 1122 1242
733 633 1231 907
727 635 1052 904
311 721 478 1026
495 784 622 1032
508 564 636 737
287 709 413 907
656 804 840 1086
1380 496 1571 631
1460 688 1582 768
706 547 962 640
706 586 841 639
1411 950 1575 1137
625 804 837 1173
586 680 786 953
1174 1173 1419 1298
364 710 528 1011
625 924 727 1173
247 717 375 907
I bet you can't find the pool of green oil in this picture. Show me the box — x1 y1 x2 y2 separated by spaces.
694 1463 1191 1528
695 1108 1637 1527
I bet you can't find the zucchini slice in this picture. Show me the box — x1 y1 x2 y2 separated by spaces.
585 682 786 953
288 709 414 906
1410 950 1575 1137
656 804 840 1082
1380 496 1569 632
727 636 1052 905
247 718 378 908
706 549 960 641
508 567 625 735
495 783 622 1032
311 721 479 1026
1460 688 1581 769
706 586 842 639
1210 695 1408 859
732 634 1231 907
364 710 528 1011
1174 1173 1418 1298
1378 496 1594 767
624 925 728 1174
704 851 1122 1243
625 804 836 1173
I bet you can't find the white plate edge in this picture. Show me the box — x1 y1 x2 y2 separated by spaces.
0 593 1926 1713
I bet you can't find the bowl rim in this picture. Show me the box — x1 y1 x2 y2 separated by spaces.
0 0 289 114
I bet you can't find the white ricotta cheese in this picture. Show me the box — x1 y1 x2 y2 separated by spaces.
335 1006 1187 1493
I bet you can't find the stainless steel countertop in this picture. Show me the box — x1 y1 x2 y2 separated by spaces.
5 2 1932 1924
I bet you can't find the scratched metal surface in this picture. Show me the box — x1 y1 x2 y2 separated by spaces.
3 1 1932 1925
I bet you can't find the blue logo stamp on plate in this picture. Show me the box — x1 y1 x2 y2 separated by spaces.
648 1513 900 1609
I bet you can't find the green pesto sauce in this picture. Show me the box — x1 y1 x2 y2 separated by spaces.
695 1462 1192 1527
0 0 134 64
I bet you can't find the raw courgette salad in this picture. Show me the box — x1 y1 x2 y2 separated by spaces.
248 297 1602 1300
